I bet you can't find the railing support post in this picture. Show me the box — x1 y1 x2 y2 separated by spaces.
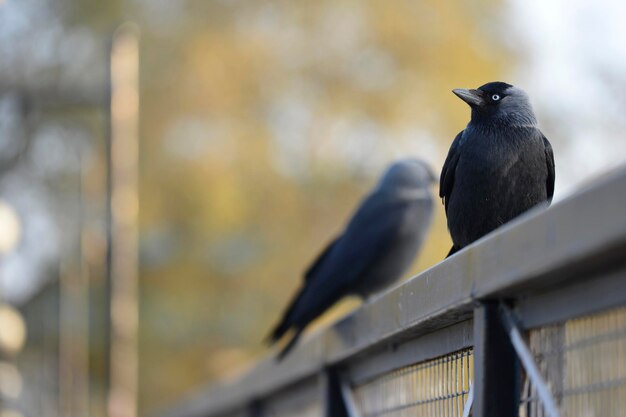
473 301 520 417
322 369 351 417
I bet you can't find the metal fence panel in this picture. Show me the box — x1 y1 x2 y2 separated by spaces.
521 305 626 417
352 348 473 417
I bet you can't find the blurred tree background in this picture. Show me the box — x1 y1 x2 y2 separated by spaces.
136 1 504 412
1 0 625 416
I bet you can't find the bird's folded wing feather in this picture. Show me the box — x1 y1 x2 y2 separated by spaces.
440 131 464 213
542 133 555 201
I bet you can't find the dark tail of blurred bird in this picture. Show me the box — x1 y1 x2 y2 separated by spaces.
276 329 302 361
266 292 304 360
446 246 458 258
266 317 289 346
265 317 302 361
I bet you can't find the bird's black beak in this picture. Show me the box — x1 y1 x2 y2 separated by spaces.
452 88 484 107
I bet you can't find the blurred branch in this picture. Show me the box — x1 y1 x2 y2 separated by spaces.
0 94 32 176
107 22 140 417
0 84 106 108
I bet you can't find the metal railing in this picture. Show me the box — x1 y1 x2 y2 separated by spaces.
158 165 626 417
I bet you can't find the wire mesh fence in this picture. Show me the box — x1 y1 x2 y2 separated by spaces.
521 305 626 417
351 348 473 417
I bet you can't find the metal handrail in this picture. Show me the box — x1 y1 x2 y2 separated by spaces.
158 165 626 417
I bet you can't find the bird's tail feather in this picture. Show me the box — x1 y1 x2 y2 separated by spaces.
265 318 290 345
276 329 302 361
265 287 306 344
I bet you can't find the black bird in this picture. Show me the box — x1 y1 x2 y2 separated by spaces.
440 81 555 256
268 159 435 360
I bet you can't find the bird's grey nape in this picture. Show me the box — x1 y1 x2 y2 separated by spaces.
492 86 538 127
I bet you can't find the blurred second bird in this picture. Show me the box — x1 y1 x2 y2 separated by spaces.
267 159 436 360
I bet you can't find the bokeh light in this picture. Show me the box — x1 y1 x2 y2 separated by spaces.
0 304 26 356
0 361 23 399
0 201 20 254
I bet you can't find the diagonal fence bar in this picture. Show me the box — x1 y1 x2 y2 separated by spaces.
500 304 561 417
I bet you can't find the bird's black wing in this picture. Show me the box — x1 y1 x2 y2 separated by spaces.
440 131 464 213
542 134 555 202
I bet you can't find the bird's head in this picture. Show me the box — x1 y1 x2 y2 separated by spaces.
378 159 436 192
452 82 537 126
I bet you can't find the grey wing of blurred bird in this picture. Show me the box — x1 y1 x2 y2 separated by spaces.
268 191 428 360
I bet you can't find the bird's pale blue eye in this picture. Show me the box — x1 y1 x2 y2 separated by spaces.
492 94 501 101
